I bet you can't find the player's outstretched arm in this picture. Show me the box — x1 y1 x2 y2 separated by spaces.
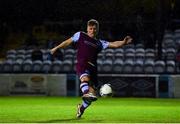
108 36 132 48
50 38 73 54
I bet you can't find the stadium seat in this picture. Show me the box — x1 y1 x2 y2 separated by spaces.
145 48 155 54
73 59 77 72
25 49 33 56
112 59 123 73
104 48 114 54
15 55 25 62
123 44 135 50
135 48 145 54
42 60 52 73
12 60 22 73
122 59 134 74
24 54 32 61
32 60 43 73
124 52 135 60
163 32 173 40
114 53 124 60
166 60 176 73
6 49 16 56
16 49 26 56
135 43 144 49
163 37 174 44
114 48 124 54
101 59 113 73
98 53 104 60
104 53 114 60
165 48 176 60
133 60 144 74
62 59 73 72
154 60 165 74
22 60 33 73
51 60 62 73
145 52 155 60
2 60 13 73
97 59 103 72
64 48 75 55
124 48 135 54
64 54 74 61
144 59 154 74
31 49 43 61
135 52 145 61
6 54 16 61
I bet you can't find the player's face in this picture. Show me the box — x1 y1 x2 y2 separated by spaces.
87 25 98 38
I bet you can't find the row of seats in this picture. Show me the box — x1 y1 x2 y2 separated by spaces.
6 46 177 62
0 59 177 74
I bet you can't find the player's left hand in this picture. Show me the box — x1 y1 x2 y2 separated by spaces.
123 36 133 45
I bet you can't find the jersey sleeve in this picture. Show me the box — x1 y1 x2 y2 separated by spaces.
71 32 80 42
100 39 109 49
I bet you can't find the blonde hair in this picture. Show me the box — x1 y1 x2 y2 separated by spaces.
87 19 99 28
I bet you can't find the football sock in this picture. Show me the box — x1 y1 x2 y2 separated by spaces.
80 81 89 94
81 99 91 111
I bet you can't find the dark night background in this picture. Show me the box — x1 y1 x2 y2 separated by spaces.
0 0 180 58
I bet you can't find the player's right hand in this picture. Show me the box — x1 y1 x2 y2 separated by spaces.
50 48 56 55
124 36 133 45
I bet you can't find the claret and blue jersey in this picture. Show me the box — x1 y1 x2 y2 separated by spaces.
71 31 109 85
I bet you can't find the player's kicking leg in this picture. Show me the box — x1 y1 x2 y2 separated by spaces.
79 75 97 102
76 75 97 118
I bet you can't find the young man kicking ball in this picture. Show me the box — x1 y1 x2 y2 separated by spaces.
51 19 132 118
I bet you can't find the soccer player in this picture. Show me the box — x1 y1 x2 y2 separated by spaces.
50 19 132 118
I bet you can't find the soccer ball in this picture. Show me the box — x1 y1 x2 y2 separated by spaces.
99 84 113 97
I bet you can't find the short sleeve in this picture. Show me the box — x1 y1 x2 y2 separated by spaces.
100 39 109 49
71 32 80 42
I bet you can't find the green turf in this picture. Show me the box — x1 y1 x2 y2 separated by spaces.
0 96 180 123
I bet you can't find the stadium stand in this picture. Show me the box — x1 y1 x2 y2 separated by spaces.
154 60 166 74
165 48 176 60
12 60 22 73
112 59 124 73
2 60 13 73
133 59 144 74
16 49 26 56
144 59 154 74
122 59 134 74
114 52 124 60
6 49 16 56
97 59 103 72
2 27 180 74
22 60 33 73
104 53 114 60
6 54 16 61
41 60 52 73
1 45 179 74
62 59 73 72
15 55 25 63
101 59 113 73
51 60 62 73
166 60 176 74
32 60 43 73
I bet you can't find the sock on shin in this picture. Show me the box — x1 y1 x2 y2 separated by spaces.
80 82 89 94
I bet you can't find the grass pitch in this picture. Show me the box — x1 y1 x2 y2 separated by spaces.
0 96 180 123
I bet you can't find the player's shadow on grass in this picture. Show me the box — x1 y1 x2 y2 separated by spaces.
38 118 102 123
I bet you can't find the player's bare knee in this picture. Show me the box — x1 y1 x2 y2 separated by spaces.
80 76 90 83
